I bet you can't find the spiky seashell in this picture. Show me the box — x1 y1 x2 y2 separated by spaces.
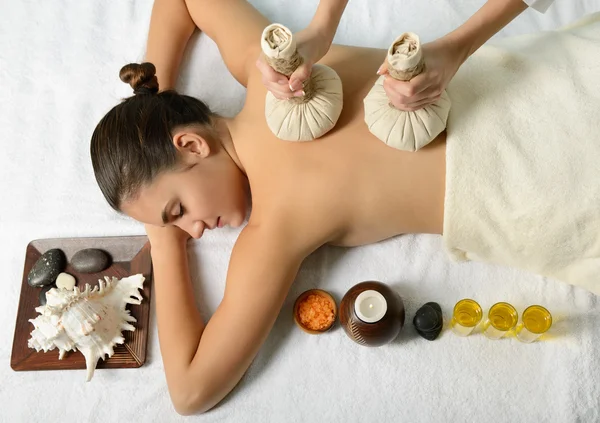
28 274 145 381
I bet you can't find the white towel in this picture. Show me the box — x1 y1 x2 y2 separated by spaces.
444 13 600 295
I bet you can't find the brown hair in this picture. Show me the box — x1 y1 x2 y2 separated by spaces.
90 62 215 211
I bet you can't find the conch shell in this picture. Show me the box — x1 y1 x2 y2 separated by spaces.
28 274 145 381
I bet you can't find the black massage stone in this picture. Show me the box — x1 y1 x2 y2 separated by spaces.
71 248 112 273
38 284 56 306
413 302 443 341
27 249 66 287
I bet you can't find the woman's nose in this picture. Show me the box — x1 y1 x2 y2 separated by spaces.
189 220 205 239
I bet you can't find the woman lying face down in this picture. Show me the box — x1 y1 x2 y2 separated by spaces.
90 0 600 415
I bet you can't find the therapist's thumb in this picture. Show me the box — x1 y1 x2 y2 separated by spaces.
289 63 312 92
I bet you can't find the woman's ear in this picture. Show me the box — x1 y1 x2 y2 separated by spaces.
172 130 211 158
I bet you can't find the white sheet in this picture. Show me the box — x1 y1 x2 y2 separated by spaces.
1 1 599 422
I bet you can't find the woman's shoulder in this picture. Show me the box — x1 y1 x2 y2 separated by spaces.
224 219 317 290
238 210 329 259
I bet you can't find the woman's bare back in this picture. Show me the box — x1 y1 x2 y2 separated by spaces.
232 44 447 248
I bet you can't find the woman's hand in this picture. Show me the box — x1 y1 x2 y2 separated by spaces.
255 25 332 100
378 36 467 112
145 223 190 254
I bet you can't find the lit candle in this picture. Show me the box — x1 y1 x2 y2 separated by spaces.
354 290 387 323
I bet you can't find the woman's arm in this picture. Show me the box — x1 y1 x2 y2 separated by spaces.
380 0 529 111
147 223 306 415
146 0 269 89
145 0 196 90
183 0 269 86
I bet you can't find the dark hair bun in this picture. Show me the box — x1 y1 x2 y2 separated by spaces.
119 62 159 95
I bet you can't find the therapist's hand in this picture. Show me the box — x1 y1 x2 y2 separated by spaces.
256 25 332 100
378 36 466 111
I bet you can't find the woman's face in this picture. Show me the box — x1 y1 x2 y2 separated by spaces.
122 146 249 239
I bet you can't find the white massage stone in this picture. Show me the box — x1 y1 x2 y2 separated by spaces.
56 272 76 290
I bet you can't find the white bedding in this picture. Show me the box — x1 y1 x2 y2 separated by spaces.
1 1 599 422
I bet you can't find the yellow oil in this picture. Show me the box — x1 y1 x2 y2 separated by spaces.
452 299 482 327
450 299 483 338
522 305 552 334
488 302 518 331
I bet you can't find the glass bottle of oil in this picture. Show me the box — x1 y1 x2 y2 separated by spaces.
516 305 552 343
482 302 518 339
450 299 483 336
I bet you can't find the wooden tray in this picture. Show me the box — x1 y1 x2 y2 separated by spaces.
11 236 153 373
